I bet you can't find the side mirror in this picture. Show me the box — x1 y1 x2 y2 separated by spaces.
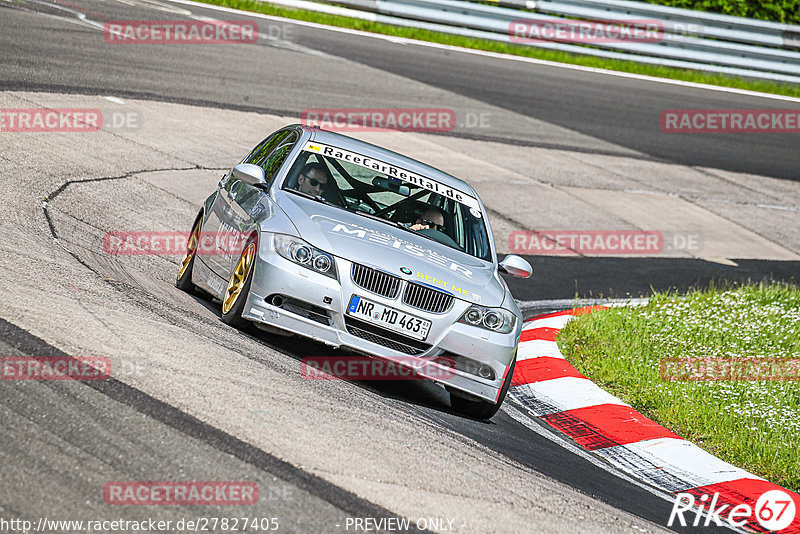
232 163 266 187
499 255 533 278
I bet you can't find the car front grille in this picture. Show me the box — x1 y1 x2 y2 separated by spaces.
402 283 454 313
351 263 401 299
344 317 431 356
351 263 454 314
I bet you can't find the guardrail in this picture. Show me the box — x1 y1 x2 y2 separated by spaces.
498 0 800 46
259 0 800 84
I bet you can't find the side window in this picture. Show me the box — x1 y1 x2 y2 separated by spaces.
243 130 289 167
244 130 298 186
261 132 298 183
222 175 259 219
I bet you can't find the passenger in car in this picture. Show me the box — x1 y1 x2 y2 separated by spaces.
410 206 446 232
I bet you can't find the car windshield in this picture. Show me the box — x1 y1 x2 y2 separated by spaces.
283 141 492 261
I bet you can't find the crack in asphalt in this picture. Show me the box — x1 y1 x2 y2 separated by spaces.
41 169 329 397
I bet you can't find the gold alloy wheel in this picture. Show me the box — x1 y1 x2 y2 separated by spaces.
177 219 201 281
222 241 256 315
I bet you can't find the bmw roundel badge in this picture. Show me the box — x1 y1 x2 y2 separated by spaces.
400 267 412 275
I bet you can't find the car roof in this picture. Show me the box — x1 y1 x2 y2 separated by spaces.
292 124 480 200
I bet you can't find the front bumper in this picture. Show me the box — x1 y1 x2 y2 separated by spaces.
243 239 520 404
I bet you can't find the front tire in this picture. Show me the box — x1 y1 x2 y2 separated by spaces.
176 214 202 293
450 355 516 420
220 236 258 328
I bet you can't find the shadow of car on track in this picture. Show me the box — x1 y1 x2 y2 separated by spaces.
189 291 498 424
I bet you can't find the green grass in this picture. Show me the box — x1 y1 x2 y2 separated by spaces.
197 0 800 98
558 282 800 492
643 0 800 25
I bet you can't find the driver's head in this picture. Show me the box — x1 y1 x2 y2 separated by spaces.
297 163 330 196
416 206 445 231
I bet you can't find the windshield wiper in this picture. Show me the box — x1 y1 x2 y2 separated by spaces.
288 189 339 208
292 191 444 247
350 209 403 229
350 209 446 246
350 209 418 235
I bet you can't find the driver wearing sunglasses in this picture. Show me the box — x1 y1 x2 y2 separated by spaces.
297 162 331 196
410 206 446 232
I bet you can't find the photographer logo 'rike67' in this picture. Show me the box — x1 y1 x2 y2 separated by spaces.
668 490 797 531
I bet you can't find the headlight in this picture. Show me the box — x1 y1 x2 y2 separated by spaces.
458 305 515 334
274 235 338 279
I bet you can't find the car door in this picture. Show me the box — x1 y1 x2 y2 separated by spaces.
216 128 300 276
201 129 286 277
198 170 235 278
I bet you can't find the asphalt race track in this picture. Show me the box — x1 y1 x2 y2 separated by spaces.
1 0 799 532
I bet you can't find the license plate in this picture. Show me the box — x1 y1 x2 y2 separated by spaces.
347 295 431 341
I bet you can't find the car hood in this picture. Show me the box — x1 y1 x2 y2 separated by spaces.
274 192 505 307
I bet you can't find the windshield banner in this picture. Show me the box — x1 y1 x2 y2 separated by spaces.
303 141 481 211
